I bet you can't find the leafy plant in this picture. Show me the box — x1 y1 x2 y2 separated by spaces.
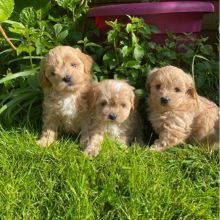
0 0 93 126
0 0 14 22
0 0 16 50
0 5 218 126
91 16 219 103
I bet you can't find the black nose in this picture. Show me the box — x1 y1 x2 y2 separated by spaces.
62 75 72 83
108 113 117 120
160 97 170 105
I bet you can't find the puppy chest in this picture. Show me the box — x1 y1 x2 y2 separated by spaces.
60 95 79 118
150 112 191 133
106 124 123 138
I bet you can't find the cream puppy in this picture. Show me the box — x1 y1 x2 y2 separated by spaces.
80 80 143 158
37 46 93 147
146 65 219 151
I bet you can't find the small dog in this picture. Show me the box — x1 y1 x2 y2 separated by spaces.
37 46 93 147
146 65 219 151
80 80 143 158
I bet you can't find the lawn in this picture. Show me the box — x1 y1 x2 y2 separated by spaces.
0 127 218 219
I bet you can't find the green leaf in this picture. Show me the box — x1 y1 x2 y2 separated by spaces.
107 30 117 43
131 32 138 46
0 69 37 84
4 19 25 28
0 0 14 22
121 45 130 57
124 60 140 69
8 22 25 34
93 62 101 73
126 23 133 33
143 24 151 35
19 7 37 27
150 25 159 34
53 23 63 36
84 42 102 48
57 30 69 42
133 45 145 61
135 89 146 98
14 0 50 12
16 44 35 55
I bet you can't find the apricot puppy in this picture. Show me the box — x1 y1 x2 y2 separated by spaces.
146 65 219 151
37 46 93 147
80 80 143 158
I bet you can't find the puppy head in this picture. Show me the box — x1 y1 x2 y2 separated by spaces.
91 80 136 124
146 65 196 111
38 46 93 92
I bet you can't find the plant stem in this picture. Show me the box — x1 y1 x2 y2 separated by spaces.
0 25 16 50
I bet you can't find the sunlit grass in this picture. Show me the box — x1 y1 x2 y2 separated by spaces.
0 127 218 219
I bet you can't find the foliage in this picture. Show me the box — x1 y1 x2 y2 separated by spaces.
0 0 14 22
0 3 218 126
0 0 93 126
90 17 219 102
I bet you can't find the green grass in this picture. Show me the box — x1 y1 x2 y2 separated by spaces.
0 127 218 220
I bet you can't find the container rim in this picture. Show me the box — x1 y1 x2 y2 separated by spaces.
87 1 215 17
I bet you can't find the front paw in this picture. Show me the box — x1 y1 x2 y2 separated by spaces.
150 142 164 152
83 146 100 159
36 138 53 147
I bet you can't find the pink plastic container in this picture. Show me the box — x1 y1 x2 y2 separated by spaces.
87 2 214 42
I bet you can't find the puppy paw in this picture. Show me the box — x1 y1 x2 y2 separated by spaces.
83 146 100 159
36 138 53 147
150 143 164 152
119 143 128 149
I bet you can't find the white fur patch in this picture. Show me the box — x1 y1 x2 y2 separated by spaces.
106 124 122 138
114 82 124 92
61 95 77 117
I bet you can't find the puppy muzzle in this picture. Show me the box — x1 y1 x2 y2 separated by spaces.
108 113 117 121
62 75 72 83
160 97 170 105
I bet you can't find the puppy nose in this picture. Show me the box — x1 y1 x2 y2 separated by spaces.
62 75 72 83
108 113 117 120
160 97 170 105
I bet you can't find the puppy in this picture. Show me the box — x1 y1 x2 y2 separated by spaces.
146 65 219 151
37 46 93 147
80 80 143 158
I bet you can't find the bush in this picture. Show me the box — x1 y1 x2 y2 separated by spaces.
0 1 218 126
89 17 219 103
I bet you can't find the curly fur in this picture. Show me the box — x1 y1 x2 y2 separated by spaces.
80 80 144 158
37 46 93 147
146 65 219 151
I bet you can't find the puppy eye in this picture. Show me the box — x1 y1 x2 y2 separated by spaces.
121 103 126 108
71 63 77 68
175 87 181 92
51 72 55 76
100 100 107 107
155 84 161 90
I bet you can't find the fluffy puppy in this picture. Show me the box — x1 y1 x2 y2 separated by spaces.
80 80 143 158
146 65 219 151
37 46 93 147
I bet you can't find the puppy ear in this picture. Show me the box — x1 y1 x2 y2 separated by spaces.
129 86 137 111
131 95 138 111
185 73 197 99
186 88 196 98
146 68 159 93
38 57 51 89
77 50 93 75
